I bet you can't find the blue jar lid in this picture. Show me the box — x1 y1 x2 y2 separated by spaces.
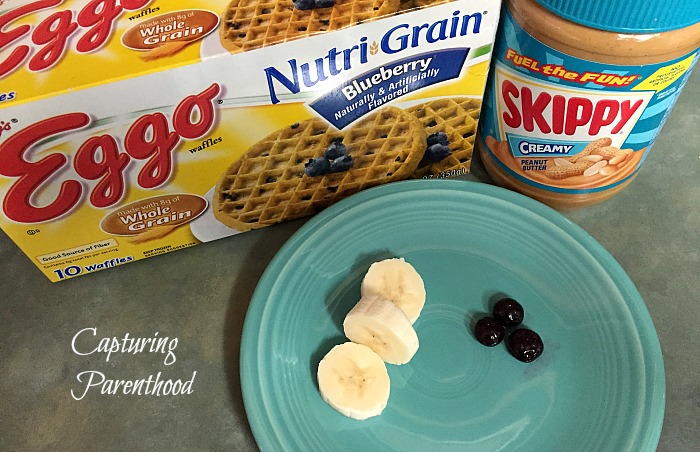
536 0 700 33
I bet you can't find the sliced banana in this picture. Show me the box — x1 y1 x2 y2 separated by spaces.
317 342 391 420
361 258 426 324
343 294 419 365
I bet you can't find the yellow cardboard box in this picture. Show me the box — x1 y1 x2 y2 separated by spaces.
0 0 500 281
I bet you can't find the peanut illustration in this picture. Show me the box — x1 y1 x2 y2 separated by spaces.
569 137 612 163
545 138 635 180
579 155 604 163
590 146 632 161
608 149 633 165
544 160 594 179
582 160 608 177
553 158 573 167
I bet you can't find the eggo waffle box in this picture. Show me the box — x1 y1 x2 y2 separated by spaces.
0 0 501 281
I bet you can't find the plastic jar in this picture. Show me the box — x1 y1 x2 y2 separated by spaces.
477 0 700 208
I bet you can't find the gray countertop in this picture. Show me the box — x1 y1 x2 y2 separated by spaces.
1 71 698 451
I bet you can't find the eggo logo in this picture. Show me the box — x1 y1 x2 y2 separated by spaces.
0 83 221 224
0 0 154 78
496 67 653 141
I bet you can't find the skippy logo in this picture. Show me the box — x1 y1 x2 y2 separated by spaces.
263 9 485 105
496 66 654 156
0 0 156 78
0 83 221 224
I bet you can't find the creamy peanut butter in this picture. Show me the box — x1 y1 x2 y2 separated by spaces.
478 0 700 209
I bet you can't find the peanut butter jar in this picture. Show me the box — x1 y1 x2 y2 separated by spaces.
477 0 700 208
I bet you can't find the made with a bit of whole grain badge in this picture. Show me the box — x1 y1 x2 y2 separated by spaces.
100 194 207 244
121 9 219 61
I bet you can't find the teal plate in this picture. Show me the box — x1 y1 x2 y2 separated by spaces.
240 179 664 451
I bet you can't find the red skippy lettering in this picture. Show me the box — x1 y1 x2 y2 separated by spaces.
0 83 222 224
0 0 153 78
501 80 644 136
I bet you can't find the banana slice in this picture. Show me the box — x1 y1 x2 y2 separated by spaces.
343 294 419 365
361 258 426 324
317 342 391 420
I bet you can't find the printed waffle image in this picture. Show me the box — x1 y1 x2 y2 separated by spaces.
398 0 416 10
406 97 481 178
219 0 400 53
414 0 456 7
212 106 426 231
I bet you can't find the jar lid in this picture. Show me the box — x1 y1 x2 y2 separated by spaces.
536 0 700 33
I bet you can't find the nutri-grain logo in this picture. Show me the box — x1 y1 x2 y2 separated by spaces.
263 8 485 104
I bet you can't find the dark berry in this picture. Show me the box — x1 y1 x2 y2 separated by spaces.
315 0 335 7
506 328 543 362
324 142 347 160
293 0 315 10
474 317 505 347
304 157 330 176
493 297 524 327
329 155 353 173
427 131 449 147
425 143 450 162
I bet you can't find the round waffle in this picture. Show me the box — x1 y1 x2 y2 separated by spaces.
413 0 455 7
213 106 426 230
219 0 401 53
406 97 482 177
398 0 416 10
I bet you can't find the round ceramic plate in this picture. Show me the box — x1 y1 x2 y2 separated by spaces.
240 179 664 451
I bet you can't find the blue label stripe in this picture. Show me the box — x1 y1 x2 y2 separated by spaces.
310 48 469 129
639 94 676 119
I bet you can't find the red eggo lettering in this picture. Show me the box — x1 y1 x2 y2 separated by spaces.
74 135 130 208
0 113 89 223
28 9 78 71
124 112 179 189
501 80 643 136
0 0 60 78
76 0 124 53
172 83 221 139
0 83 221 224
0 0 153 78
